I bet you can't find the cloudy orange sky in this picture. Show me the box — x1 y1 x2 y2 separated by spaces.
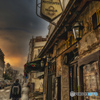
0 0 49 73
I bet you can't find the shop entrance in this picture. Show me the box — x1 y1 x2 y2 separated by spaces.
57 77 61 100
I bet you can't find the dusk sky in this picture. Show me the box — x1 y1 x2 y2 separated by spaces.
0 0 49 73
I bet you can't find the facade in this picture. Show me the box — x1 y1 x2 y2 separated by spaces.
26 36 46 100
27 36 46 63
0 49 5 80
38 0 100 100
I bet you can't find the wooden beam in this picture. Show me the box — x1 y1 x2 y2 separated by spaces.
68 0 88 23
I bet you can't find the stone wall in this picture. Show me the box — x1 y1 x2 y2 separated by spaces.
56 56 62 77
61 65 69 100
78 1 100 100
56 51 70 100
78 1 100 59
43 66 48 100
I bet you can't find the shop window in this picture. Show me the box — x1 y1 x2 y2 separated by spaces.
83 61 99 100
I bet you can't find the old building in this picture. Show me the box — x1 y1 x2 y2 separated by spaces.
25 36 46 99
0 49 5 80
27 36 46 62
38 0 100 100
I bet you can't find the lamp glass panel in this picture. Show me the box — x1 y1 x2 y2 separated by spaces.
73 29 76 39
79 29 83 38
75 27 80 38
41 61 44 67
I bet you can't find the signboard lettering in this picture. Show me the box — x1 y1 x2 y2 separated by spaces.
41 0 62 21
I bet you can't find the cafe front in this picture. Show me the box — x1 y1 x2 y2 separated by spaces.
37 0 100 100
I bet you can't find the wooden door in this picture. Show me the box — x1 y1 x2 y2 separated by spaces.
57 77 61 100
47 75 52 100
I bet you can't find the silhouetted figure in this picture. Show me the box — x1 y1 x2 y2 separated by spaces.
10 79 21 100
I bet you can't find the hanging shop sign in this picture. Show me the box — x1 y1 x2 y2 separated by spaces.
92 8 100 29
41 0 63 21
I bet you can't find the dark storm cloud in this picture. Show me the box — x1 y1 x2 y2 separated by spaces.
0 27 32 33
0 0 49 73
0 30 32 56
0 0 49 33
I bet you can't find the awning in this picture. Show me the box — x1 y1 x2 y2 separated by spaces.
24 58 46 73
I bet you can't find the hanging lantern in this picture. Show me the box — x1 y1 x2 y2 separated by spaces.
72 22 84 41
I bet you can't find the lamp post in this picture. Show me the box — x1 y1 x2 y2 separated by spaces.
72 22 84 41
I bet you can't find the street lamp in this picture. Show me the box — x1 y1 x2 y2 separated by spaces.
72 22 84 41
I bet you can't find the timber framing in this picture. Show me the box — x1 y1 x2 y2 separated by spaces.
38 0 95 58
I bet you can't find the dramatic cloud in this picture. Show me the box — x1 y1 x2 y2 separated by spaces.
0 0 49 73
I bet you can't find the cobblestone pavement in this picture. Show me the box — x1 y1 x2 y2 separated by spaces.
0 86 34 100
0 86 11 100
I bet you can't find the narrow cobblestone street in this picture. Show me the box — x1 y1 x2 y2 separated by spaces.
0 86 11 100
0 86 34 100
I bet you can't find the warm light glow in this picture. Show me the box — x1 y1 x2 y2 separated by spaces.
5 56 27 68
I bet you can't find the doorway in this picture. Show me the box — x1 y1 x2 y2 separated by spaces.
57 77 61 100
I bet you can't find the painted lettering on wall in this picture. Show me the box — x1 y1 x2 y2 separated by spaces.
57 34 77 55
